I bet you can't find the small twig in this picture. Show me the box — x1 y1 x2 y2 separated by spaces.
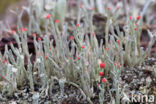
68 82 87 100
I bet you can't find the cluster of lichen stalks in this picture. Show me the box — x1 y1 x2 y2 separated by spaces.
0 0 155 104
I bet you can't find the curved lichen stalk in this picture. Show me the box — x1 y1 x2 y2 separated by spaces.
54 0 67 31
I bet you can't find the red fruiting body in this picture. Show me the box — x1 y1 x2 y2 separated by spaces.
116 6 120 10
118 64 121 68
20 28 27 32
129 16 132 20
45 56 48 59
99 72 104 77
77 57 80 60
92 32 95 36
117 40 120 43
80 4 83 8
81 45 85 48
100 62 105 68
46 14 51 19
134 28 137 31
23 28 27 31
106 47 109 50
88 7 94 11
114 62 118 66
91 8 94 11
101 78 107 83
136 15 141 20
12 30 15 34
49 47 52 50
2 60 7 64
32 33 36 36
55 19 60 23
107 7 111 11
152 24 156 27
76 24 79 27
9 42 12 44
69 36 74 41
1 76 5 79
38 37 41 41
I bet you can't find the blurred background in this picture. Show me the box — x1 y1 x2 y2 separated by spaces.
0 0 155 55
0 0 28 25
0 0 155 23
0 0 19 19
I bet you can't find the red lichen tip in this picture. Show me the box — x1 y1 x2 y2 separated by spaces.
20 28 27 32
32 33 36 36
76 24 80 27
77 57 80 60
101 78 107 83
1 76 5 79
12 30 16 35
116 6 120 10
80 4 83 8
45 56 48 59
91 8 94 11
114 62 118 66
134 28 137 31
117 40 120 43
99 62 105 68
152 24 156 27
69 36 75 41
92 32 95 36
23 28 27 31
2 60 7 64
107 7 111 11
88 7 94 11
106 47 109 50
55 19 60 23
38 37 41 41
118 64 121 68
9 42 12 44
136 15 141 20
129 16 132 20
81 45 85 48
99 72 104 77
46 14 51 19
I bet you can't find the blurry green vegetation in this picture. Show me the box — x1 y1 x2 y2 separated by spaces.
0 0 19 15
